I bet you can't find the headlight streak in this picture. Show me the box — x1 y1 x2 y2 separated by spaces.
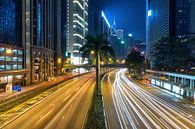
120 74 184 129
113 70 137 129
121 71 193 129
120 78 181 129
123 74 195 127
113 71 130 129
111 69 195 129
119 79 162 129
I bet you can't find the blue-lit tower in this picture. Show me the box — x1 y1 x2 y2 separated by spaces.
0 0 16 44
146 0 195 68
0 0 26 92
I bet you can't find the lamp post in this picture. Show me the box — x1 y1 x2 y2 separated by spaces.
57 58 62 76
90 50 95 55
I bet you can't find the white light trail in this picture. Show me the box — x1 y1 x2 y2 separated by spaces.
111 69 195 129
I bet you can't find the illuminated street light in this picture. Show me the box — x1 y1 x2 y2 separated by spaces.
6 48 12 54
122 60 126 64
101 62 104 65
109 58 112 62
90 50 95 55
58 58 62 64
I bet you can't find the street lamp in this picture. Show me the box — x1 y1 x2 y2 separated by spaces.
58 58 62 64
109 58 112 62
90 50 95 55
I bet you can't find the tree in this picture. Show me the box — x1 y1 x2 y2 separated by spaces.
152 37 191 71
100 44 115 64
80 34 115 95
126 50 147 79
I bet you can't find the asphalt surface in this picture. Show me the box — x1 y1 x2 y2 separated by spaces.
102 70 122 129
103 69 195 129
2 73 95 129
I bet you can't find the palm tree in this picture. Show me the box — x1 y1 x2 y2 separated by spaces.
80 34 114 95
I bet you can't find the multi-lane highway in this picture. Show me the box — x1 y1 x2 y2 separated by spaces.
102 69 195 129
2 73 95 129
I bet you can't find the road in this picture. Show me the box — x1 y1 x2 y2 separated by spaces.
102 70 121 129
103 69 195 129
2 73 95 129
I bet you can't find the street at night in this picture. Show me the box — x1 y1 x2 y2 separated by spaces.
103 69 195 129
1 0 195 129
1 73 95 129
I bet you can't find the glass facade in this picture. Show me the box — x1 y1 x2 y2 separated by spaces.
0 46 24 71
37 0 41 46
175 0 190 39
67 0 88 64
146 0 193 67
0 0 16 44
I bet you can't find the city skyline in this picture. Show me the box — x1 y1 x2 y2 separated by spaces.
0 1 195 129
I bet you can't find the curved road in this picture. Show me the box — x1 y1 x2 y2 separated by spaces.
102 69 195 129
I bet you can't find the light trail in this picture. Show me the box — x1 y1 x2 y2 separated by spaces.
112 69 195 129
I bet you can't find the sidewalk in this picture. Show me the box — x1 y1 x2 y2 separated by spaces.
0 73 81 104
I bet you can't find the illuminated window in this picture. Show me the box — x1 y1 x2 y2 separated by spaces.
6 56 11 61
13 49 17 54
18 65 23 69
18 50 23 55
0 65 5 70
18 57 23 62
0 47 5 53
12 57 17 61
0 56 5 61
13 65 17 70
6 65 11 70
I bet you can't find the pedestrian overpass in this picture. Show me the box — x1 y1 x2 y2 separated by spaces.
63 64 127 69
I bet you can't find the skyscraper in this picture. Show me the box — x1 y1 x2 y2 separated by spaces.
88 0 102 36
54 0 67 75
66 0 88 64
146 0 195 67
0 0 26 92
0 0 16 44
32 0 54 82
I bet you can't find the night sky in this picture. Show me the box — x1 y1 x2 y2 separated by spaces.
103 0 146 40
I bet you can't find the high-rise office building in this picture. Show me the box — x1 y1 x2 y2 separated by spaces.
0 0 26 92
146 0 195 67
88 0 102 36
0 0 68 92
28 0 54 83
66 0 88 64
54 0 67 75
